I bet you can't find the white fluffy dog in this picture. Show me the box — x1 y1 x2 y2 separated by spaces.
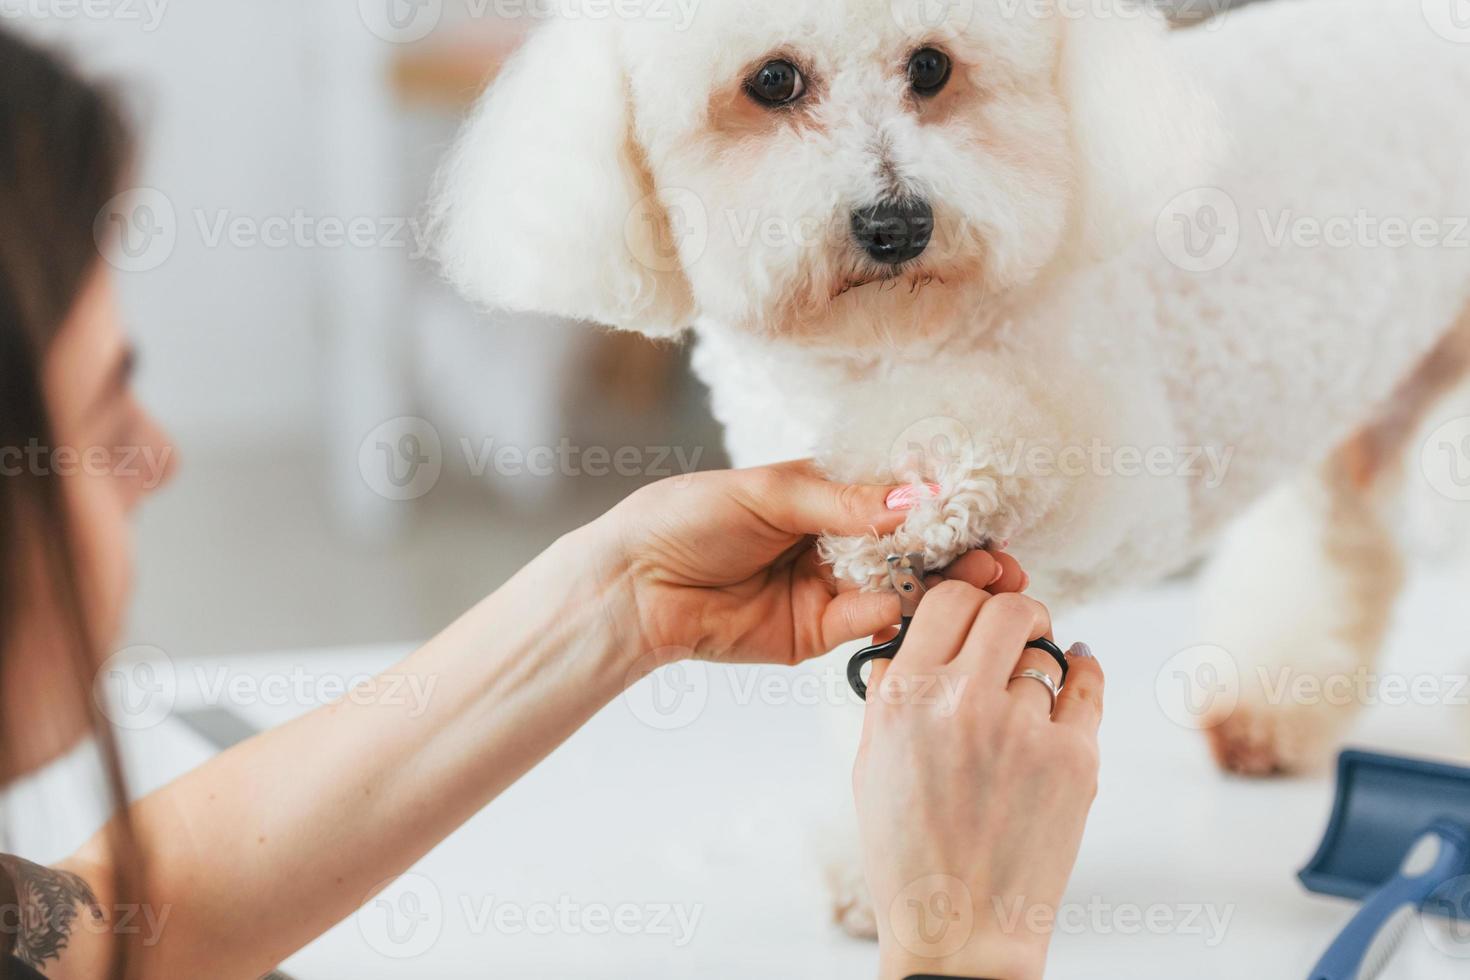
438 0 1470 802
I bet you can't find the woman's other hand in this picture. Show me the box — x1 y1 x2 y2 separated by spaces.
853 585 1104 980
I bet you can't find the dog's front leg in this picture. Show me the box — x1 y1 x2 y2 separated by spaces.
811 348 1189 604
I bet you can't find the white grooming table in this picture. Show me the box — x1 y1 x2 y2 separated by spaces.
54 569 1470 977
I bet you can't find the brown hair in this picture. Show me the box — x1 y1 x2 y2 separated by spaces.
0 27 142 979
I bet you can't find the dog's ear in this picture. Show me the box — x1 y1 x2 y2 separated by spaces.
432 19 695 337
1059 7 1223 258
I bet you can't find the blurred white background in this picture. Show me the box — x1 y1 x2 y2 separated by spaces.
7 1 726 660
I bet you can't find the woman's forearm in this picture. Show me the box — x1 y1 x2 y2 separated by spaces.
65 525 640 978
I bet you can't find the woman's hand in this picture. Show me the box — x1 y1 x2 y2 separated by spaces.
582 461 1028 667
853 585 1103 980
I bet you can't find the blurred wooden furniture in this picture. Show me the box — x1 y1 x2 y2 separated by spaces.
390 32 682 417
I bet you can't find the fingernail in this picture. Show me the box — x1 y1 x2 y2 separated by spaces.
1019 571 1031 591
1068 642 1094 660
987 563 1005 586
885 482 942 511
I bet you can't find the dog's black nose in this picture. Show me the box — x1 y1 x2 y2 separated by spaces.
851 199 933 265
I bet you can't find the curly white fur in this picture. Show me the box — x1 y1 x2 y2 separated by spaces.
435 0 1470 605
435 0 1470 930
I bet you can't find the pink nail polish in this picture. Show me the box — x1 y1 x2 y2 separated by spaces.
987 563 1005 586
885 483 942 511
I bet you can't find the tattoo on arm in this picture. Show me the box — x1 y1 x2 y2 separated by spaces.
0 855 105 970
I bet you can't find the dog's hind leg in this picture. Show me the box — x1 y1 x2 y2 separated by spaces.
1196 449 1402 774
1199 310 1470 775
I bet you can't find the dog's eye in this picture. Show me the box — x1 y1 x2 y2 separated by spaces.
746 59 805 106
908 48 951 96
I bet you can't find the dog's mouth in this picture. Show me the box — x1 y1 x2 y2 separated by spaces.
830 265 947 302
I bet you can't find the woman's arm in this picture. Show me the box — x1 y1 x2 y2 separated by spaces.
30 463 1025 979
53 527 635 978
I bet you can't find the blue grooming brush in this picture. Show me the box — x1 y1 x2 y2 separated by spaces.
1299 750 1470 979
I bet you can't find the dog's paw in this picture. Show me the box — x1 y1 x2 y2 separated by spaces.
825 857 879 940
820 479 1010 589
1203 695 1346 776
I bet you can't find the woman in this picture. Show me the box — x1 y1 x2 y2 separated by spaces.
0 29 1102 980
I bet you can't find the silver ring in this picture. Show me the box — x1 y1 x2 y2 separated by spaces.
1008 668 1060 715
